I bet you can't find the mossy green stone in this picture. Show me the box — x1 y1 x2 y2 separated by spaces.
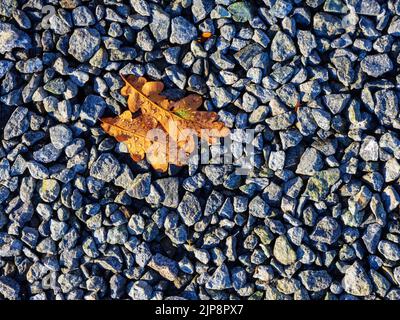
43 78 66 95
39 179 60 203
228 2 252 23
323 0 348 14
248 291 264 300
254 226 274 245
321 168 340 184
305 176 329 202
89 47 108 68
305 168 340 201
342 210 364 227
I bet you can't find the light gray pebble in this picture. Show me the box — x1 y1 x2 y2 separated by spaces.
342 262 373 297
177 192 202 226
170 16 198 45
90 153 121 182
68 28 101 62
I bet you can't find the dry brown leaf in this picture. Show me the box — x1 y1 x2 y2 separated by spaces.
121 75 229 152
198 31 213 42
294 100 301 113
101 74 230 172
101 111 186 172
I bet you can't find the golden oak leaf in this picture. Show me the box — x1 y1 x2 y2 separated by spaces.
101 74 230 172
120 75 229 152
101 111 187 172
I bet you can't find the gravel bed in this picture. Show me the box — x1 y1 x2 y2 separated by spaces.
1 0 400 300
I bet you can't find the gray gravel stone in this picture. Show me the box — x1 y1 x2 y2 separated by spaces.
298 270 332 292
80 95 106 125
127 173 151 199
348 0 381 16
377 240 400 262
297 30 317 57
388 16 400 36
130 0 151 16
0 276 20 300
360 54 393 77
49 125 73 150
33 144 62 163
382 186 400 212
313 12 344 37
72 6 96 26
342 262 373 297
128 280 153 300
3 107 29 140
227 1 252 22
0 0 17 17
149 5 170 42
304 169 340 202
152 177 179 208
271 31 297 62
310 216 341 245
90 153 121 182
249 196 270 218
15 57 43 74
296 148 323 176
234 43 264 70
0 60 13 79
323 94 351 115
0 22 31 54
68 28 101 62
383 158 400 183
38 179 60 203
205 264 232 290
0 159 10 183
170 16 198 45
359 136 379 162
148 254 179 281
192 0 213 22
362 224 381 254
177 192 202 226
107 226 128 245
